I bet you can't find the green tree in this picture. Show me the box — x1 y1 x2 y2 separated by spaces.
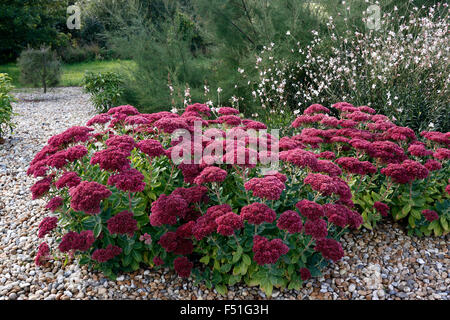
18 47 61 93
0 0 70 63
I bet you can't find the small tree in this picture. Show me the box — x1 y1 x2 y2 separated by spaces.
18 47 61 93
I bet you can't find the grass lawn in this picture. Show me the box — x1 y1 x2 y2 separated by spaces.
0 59 135 88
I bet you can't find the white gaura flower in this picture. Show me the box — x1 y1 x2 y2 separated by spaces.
171 107 178 114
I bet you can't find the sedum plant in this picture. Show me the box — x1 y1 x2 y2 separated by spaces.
289 102 449 236
28 103 364 296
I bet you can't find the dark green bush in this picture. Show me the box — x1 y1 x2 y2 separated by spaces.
17 47 61 93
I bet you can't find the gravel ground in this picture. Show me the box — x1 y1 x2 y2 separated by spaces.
0 87 448 300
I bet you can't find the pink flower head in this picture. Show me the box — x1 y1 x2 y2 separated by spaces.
304 219 328 239
31 177 52 200
150 194 189 226
422 209 439 222
374 201 389 217
265 171 288 183
315 238 344 262
86 114 111 126
332 102 355 111
304 174 352 202
176 221 195 239
192 204 231 240
45 197 63 212
420 131 450 146
107 211 138 236
217 115 241 126
277 210 302 233
153 256 164 266
244 120 267 130
47 126 93 148
424 159 442 172
316 151 336 160
178 163 202 184
92 245 122 263
136 139 165 157
74 230 95 252
46 150 68 169
193 166 227 185
384 126 416 141
90 147 131 171
345 111 371 122
296 200 324 220
244 176 286 201
65 145 88 162
172 185 208 204
107 105 139 116
186 103 211 117
38 216 58 238
433 148 450 160
323 203 351 227
380 163 409 184
125 115 151 125
174 257 193 278
315 160 342 177
69 181 112 215
402 160 429 181
35 242 50 266
279 136 305 151
55 171 81 189
105 135 136 152
215 212 243 236
281 148 318 170
368 141 406 163
299 268 312 281
252 236 289 265
349 138 372 151
291 114 325 127
139 233 152 245
107 168 146 192
218 107 239 115
358 106 376 114
154 117 189 134
241 203 276 225
304 104 330 115
335 157 376 176
408 144 433 157
158 232 193 255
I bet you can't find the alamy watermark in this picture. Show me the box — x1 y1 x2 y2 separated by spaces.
67 5 81 30
366 4 381 31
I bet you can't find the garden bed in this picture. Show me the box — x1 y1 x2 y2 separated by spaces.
0 88 448 300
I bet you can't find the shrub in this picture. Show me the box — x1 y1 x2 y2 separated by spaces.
28 103 363 296
17 47 61 93
289 102 449 236
241 4 450 132
59 44 99 64
82 71 124 113
0 73 16 142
